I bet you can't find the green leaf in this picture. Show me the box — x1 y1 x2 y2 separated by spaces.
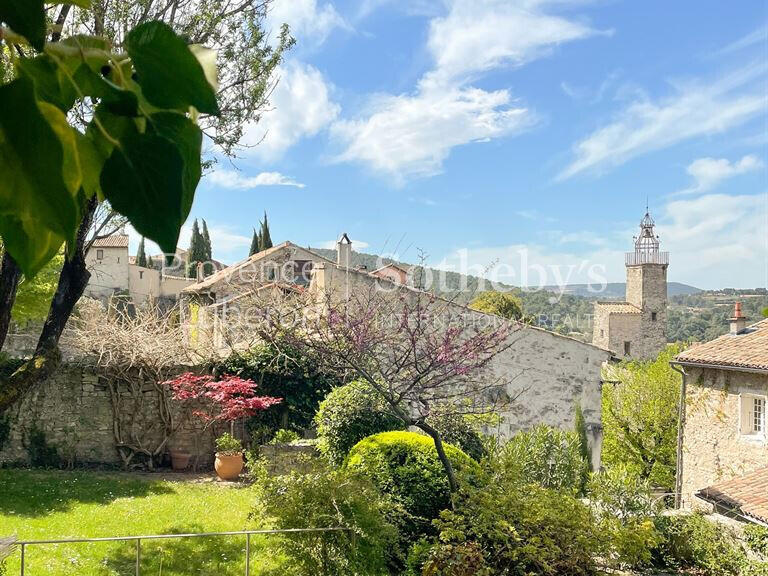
74 131 104 200
16 54 77 111
0 77 80 275
100 133 186 253
0 215 64 278
148 112 202 223
0 0 45 51
51 0 91 7
72 63 139 116
87 104 141 158
126 21 219 115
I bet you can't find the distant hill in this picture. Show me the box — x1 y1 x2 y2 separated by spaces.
543 282 703 300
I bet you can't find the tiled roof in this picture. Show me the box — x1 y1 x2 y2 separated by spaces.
595 301 641 314
92 235 129 248
675 318 768 372
697 466 768 523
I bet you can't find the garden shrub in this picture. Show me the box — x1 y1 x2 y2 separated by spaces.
251 466 396 576
588 466 661 569
499 425 589 494
746 524 768 558
219 342 340 436
430 473 603 576
651 513 748 575
269 428 301 445
423 409 486 461
316 381 403 465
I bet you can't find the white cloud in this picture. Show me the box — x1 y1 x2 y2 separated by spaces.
657 193 767 288
242 61 340 161
717 27 767 56
515 209 557 222
332 0 597 182
208 169 306 189
268 0 347 46
559 63 767 180
332 88 530 181
676 154 763 195
423 0 599 90
127 223 252 265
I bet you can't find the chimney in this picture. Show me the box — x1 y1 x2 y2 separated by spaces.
336 233 352 269
729 302 748 335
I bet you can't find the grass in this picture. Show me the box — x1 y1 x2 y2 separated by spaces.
0 469 289 575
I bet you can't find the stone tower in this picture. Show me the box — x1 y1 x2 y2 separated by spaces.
592 211 669 360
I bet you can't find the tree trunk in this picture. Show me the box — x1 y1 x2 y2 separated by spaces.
0 252 22 353
35 197 97 357
417 421 459 494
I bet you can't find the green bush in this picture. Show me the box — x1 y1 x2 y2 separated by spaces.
346 431 476 534
315 381 403 465
588 466 661 569
651 513 748 575
219 342 340 436
251 466 396 576
269 428 301 445
746 524 768 557
423 409 486 461
430 474 602 576
499 425 588 494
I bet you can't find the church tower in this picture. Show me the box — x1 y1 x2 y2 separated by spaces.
593 210 669 360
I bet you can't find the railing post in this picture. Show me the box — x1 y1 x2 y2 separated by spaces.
135 539 141 576
245 533 250 576
19 543 25 576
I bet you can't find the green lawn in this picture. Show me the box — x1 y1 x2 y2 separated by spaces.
0 469 287 575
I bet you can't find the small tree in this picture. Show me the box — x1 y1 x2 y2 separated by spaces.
136 238 148 268
187 219 205 278
469 290 524 320
245 283 521 492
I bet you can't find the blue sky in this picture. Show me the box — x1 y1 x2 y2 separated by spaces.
139 0 767 290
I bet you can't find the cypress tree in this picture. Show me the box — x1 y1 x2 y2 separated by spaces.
136 237 147 268
201 219 212 261
147 254 155 269
260 211 273 250
187 219 205 278
249 228 261 256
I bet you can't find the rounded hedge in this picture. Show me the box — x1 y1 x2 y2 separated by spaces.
345 431 477 538
315 381 404 465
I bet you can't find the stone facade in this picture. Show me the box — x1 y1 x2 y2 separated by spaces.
593 212 668 360
680 366 768 507
0 365 220 468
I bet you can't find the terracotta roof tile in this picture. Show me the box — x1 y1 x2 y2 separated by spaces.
697 466 768 523
92 235 129 248
676 318 768 372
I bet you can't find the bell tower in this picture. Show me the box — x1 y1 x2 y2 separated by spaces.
625 210 668 358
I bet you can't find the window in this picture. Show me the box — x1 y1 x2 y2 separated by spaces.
600 329 604 338
741 394 767 436
96 249 104 260
139 271 144 279
623 341 631 356
651 312 657 321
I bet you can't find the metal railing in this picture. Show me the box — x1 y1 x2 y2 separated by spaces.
11 527 350 576
625 251 669 266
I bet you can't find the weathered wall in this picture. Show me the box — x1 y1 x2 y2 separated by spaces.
626 264 668 359
681 366 768 507
0 364 219 468
85 246 131 299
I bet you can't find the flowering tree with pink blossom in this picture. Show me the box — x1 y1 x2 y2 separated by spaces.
240 282 525 492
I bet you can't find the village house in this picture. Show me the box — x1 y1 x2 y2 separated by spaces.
673 304 768 523
182 234 615 469
593 211 668 360
85 235 196 305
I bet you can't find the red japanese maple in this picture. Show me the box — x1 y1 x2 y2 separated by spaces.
165 372 281 423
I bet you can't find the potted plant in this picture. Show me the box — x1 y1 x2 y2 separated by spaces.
214 432 244 480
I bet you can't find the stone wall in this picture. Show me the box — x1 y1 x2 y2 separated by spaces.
681 366 768 507
0 364 221 468
259 444 320 475
626 264 668 360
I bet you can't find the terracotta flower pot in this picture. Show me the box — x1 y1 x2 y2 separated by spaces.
170 449 192 471
215 452 244 481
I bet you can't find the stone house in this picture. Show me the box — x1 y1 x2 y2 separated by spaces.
593 211 668 360
673 304 768 523
185 234 615 470
85 234 196 305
